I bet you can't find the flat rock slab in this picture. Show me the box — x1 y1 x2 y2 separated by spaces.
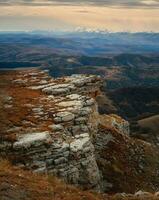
13 132 51 149
54 111 75 123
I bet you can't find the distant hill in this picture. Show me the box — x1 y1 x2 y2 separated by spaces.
0 32 159 143
0 42 159 91
106 87 159 119
128 115 159 145
0 32 159 56
138 115 159 133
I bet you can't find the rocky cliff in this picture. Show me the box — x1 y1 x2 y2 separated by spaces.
0 69 159 194
0 70 102 191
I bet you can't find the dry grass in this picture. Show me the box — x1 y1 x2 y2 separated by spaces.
0 70 54 142
138 115 159 133
96 124 159 194
0 159 159 200
0 159 104 200
1 70 159 200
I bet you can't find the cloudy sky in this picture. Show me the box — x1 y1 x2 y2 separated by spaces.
0 0 159 32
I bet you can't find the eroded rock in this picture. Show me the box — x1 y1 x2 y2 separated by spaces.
13 132 51 149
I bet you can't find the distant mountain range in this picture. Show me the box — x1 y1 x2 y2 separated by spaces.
0 31 159 56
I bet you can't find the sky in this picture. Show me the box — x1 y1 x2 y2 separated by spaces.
0 0 159 32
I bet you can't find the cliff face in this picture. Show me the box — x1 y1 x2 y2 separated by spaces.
1 69 159 194
0 70 102 191
94 125 159 193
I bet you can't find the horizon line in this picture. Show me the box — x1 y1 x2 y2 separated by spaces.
0 30 159 34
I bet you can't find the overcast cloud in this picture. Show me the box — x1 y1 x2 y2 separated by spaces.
0 0 159 32
0 0 159 8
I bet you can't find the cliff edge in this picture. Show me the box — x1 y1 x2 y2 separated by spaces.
0 69 159 195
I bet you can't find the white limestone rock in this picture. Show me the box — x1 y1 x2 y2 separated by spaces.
49 124 64 132
13 79 27 84
39 80 48 85
69 74 96 87
57 100 83 109
43 87 69 95
13 131 51 149
67 94 82 100
135 191 152 197
70 133 90 153
4 71 103 191
54 111 75 123
42 83 75 95
84 99 95 106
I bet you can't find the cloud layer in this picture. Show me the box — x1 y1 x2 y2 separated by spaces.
0 1 158 32
0 0 159 8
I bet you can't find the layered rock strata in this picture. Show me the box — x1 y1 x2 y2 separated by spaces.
2 69 157 194
0 70 102 191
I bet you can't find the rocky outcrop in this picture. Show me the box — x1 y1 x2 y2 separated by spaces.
99 114 130 135
1 69 159 194
94 123 159 193
2 159 159 200
13 131 100 190
0 70 102 191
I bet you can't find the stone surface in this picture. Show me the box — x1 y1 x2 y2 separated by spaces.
13 132 51 149
1 69 103 191
70 133 90 152
100 114 130 135
1 68 159 196
54 112 75 123
49 124 64 132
